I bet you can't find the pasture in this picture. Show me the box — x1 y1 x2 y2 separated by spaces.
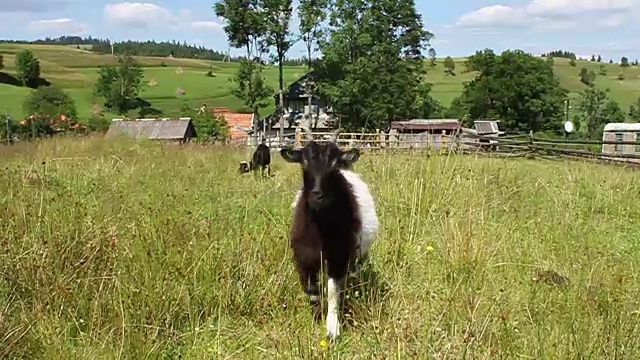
2 43 640 121
1 137 640 358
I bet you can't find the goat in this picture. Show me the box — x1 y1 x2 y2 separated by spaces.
280 126 379 342
239 141 271 176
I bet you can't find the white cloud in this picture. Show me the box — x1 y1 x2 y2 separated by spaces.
103 2 223 31
28 18 89 35
455 0 640 31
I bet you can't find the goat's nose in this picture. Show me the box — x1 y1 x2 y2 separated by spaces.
310 189 323 200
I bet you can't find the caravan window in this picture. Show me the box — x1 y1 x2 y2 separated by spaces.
615 133 624 152
636 133 640 153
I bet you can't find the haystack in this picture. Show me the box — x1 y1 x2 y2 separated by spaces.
91 103 104 116
175 67 184 74
148 78 158 87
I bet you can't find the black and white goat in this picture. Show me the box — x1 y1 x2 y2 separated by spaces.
280 127 379 341
239 141 271 176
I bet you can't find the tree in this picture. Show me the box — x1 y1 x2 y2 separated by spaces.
443 56 455 76
598 65 607 75
214 0 274 124
569 58 576 66
231 59 274 114
620 56 629 66
576 88 623 139
609 59 613 64
428 47 436 67
618 72 625 81
93 54 144 114
299 0 328 68
15 50 41 86
23 85 78 120
180 102 229 141
579 67 596 86
629 97 640 121
262 0 296 133
452 49 568 132
314 0 437 130
597 55 601 62
214 0 267 59
590 54 595 61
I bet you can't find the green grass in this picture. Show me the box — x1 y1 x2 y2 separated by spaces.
2 137 640 358
1 43 640 122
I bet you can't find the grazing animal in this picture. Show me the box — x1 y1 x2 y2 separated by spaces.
281 126 379 342
239 141 271 176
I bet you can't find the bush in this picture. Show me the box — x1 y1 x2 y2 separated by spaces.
23 85 78 120
205 70 215 77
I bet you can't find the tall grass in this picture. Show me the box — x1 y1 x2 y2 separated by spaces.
1 137 640 358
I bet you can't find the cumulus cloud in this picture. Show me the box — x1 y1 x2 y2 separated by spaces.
27 18 89 35
104 2 223 32
455 0 640 31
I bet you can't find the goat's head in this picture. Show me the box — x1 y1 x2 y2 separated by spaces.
280 127 360 210
238 161 251 173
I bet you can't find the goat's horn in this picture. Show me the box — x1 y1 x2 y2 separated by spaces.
299 125 313 141
329 128 343 143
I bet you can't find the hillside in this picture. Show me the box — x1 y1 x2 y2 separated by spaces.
1 43 639 121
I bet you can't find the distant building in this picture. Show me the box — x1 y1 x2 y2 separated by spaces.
602 122 640 162
106 117 197 143
389 119 461 134
210 107 256 143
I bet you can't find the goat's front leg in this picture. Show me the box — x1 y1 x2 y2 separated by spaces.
298 268 322 322
326 276 344 341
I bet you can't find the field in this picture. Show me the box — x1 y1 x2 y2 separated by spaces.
2 137 640 358
1 44 640 122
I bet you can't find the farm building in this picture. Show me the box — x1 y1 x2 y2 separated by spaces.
386 119 461 149
389 119 461 134
106 118 197 143
601 123 640 160
274 72 333 119
211 107 256 144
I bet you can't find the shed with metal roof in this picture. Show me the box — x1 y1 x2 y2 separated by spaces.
106 118 197 143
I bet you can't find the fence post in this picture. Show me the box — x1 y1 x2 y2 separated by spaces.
441 130 447 154
5 114 11 145
528 130 533 151
295 127 301 149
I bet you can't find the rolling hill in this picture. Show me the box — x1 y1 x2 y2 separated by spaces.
0 43 639 121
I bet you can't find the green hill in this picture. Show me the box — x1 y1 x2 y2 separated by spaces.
1 43 639 121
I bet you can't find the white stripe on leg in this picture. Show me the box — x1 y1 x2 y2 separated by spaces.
326 277 342 341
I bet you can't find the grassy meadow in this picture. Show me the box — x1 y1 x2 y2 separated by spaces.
2 43 640 121
2 137 640 358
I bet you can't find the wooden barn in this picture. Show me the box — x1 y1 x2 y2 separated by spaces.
106 117 197 143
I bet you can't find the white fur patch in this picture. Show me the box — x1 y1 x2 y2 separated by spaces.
325 277 341 340
289 169 379 258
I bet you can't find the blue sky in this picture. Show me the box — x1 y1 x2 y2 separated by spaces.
0 0 638 61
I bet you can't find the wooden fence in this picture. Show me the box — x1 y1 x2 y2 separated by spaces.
259 129 640 167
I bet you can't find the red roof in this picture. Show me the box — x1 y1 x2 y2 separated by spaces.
211 107 254 141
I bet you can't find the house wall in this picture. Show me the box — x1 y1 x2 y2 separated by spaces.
602 131 640 154
283 98 331 115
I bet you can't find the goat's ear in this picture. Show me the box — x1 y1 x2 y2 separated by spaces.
280 148 302 163
339 148 360 165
